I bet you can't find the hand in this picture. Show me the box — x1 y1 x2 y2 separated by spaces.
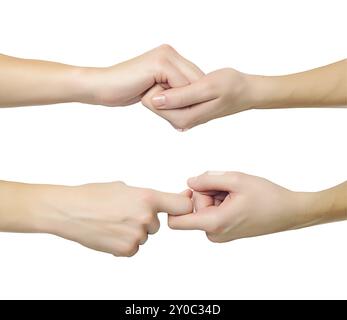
39 181 193 256
168 171 322 242
142 68 255 130
80 44 204 107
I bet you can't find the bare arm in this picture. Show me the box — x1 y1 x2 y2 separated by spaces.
251 59 347 109
145 59 347 129
0 45 203 108
0 54 87 107
169 171 347 242
0 180 192 256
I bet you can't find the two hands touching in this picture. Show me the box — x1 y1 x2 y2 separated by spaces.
0 45 346 256
0 45 257 129
1 172 345 257
75 44 347 129
2 44 346 128
87 44 260 129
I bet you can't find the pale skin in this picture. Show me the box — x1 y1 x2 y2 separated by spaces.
0 44 200 256
0 180 193 256
169 172 347 242
0 45 346 252
142 57 347 242
0 44 203 108
143 59 347 129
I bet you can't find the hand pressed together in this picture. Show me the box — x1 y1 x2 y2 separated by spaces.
80 44 204 108
0 47 346 256
142 68 254 130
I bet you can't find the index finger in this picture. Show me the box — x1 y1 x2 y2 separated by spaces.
151 189 193 216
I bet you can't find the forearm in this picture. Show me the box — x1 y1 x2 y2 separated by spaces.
248 59 347 109
0 180 66 234
317 181 347 222
0 54 93 107
296 181 347 229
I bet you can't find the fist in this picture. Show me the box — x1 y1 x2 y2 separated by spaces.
50 181 193 256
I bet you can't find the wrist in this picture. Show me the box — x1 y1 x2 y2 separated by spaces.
0 182 66 233
316 184 347 223
27 184 78 236
67 66 105 105
245 74 291 109
10 183 76 235
292 187 347 229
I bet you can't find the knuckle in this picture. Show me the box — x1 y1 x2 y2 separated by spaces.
155 55 169 69
139 188 156 208
228 171 245 185
157 43 175 55
151 225 160 235
153 44 176 69
122 243 139 257
140 233 149 244
139 212 154 225
135 228 148 243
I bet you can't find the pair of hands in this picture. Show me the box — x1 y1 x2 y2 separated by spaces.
43 171 319 257
80 44 253 129
48 49 321 256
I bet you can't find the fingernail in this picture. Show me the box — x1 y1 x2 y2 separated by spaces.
152 95 166 107
207 171 226 175
176 128 188 132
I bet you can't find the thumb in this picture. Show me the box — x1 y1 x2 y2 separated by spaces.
187 171 242 193
151 77 215 109
151 189 193 215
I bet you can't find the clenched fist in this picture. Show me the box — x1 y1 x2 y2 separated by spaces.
1 181 193 257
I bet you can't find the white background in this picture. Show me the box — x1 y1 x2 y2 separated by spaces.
0 0 346 299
